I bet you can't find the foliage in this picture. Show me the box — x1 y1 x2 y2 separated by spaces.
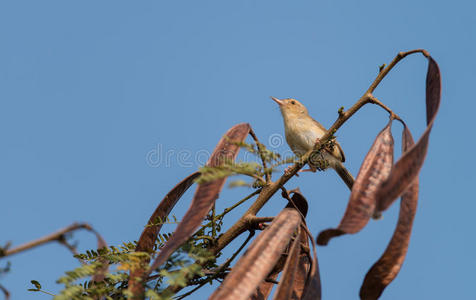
0 49 441 300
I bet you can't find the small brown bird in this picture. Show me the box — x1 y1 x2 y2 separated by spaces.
271 97 354 189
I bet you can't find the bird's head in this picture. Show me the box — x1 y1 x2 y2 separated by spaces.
270 97 309 119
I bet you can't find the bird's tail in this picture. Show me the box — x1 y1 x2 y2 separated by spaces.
333 162 354 191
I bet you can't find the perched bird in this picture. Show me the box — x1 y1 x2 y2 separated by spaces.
271 97 354 190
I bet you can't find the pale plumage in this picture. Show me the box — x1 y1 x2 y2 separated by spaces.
271 97 354 189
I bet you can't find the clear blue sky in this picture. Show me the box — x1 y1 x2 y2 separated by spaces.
1 1 474 299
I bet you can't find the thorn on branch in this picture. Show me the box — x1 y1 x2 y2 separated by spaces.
379 64 386 73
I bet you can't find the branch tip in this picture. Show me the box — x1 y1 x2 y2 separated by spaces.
338 106 345 117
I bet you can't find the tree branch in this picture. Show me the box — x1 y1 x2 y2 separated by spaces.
163 49 431 297
213 49 429 254
368 95 404 124
173 230 256 299
1 223 93 258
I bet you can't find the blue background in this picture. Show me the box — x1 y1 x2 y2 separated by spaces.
1 1 474 299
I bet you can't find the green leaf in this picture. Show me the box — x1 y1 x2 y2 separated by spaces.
31 280 41 290
228 179 251 188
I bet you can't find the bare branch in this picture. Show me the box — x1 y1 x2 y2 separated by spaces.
1 223 92 258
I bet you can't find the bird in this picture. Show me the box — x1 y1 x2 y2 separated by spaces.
271 97 354 190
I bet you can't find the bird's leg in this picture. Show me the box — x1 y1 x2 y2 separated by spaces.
284 139 323 176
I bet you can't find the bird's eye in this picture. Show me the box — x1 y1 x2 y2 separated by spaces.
291 100 296 105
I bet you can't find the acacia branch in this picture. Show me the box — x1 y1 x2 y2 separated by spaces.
213 49 429 254
164 49 431 297
368 95 402 122
0 223 92 258
366 49 429 94
173 231 256 299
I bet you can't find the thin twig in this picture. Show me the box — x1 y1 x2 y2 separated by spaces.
366 49 429 94
237 172 266 185
216 189 262 220
0 283 10 300
368 95 403 122
197 189 261 235
34 289 56 297
1 223 92 258
211 204 217 240
193 235 216 242
174 231 256 299
57 238 85 265
249 128 271 183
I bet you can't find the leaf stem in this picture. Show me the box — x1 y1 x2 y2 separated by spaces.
249 128 271 183
217 189 262 219
211 205 217 240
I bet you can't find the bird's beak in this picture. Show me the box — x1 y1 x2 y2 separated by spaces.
270 96 283 106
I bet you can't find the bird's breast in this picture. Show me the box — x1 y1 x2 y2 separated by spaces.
284 119 326 156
